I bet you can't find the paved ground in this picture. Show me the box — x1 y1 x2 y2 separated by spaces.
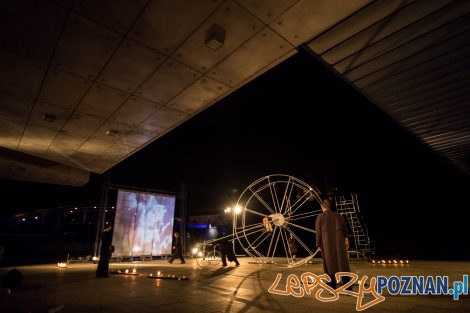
0 258 469 313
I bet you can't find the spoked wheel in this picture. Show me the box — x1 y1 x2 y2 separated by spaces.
207 251 221 266
233 174 322 267
195 245 221 267
196 252 210 268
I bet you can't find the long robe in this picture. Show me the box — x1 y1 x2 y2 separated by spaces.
288 237 297 255
169 235 185 263
315 210 350 274
96 229 113 277
220 238 239 265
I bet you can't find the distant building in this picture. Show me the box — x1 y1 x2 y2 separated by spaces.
185 213 231 250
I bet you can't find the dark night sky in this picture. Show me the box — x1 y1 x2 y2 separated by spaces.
1 48 469 260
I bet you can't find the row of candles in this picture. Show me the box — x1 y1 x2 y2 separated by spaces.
116 269 139 275
371 259 410 264
149 271 187 279
57 264 188 280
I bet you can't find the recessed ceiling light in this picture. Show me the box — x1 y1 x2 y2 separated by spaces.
42 114 56 123
205 23 226 51
106 129 119 136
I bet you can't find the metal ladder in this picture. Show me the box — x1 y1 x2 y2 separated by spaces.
335 194 373 259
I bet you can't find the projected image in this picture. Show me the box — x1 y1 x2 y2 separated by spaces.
113 190 175 256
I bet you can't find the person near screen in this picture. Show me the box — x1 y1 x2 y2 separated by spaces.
96 225 114 278
168 232 185 264
315 199 352 291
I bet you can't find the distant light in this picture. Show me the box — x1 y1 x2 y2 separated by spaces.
125 269 129 273
372 260 376 264
405 260 409 264
197 252 202 257
74 207 78 210
192 247 198 254
70 210 73 213
157 271 161 277
111 206 114 209
105 210 107 212
225 207 231 214
388 260 391 264
105 221 109 224
132 269 136 274
400 260 404 264
92 256 99 261
34 216 38 220
208 224 211 229
234 205 241 215
133 246 140 252
21 218 26 221
57 262 67 268
94 206 97 209
393 260 398 264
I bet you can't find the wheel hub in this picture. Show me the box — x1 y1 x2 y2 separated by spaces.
271 213 285 227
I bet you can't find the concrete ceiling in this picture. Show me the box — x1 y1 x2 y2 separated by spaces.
305 0 470 175
0 0 468 186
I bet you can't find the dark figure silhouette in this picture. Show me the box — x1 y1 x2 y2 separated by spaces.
168 232 185 264
220 236 240 267
315 199 352 291
96 225 113 278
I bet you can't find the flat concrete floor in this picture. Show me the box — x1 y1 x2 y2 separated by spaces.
1 258 469 313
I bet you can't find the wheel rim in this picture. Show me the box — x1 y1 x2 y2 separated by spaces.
233 174 322 267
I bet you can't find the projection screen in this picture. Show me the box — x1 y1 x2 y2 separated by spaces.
113 189 175 257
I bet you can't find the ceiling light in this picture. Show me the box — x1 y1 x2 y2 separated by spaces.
106 129 119 136
205 23 226 51
42 114 56 123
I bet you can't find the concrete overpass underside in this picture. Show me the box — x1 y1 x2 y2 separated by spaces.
0 0 468 186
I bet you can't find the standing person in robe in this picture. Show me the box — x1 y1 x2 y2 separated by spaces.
315 199 352 291
168 232 185 264
287 233 298 261
96 225 114 278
